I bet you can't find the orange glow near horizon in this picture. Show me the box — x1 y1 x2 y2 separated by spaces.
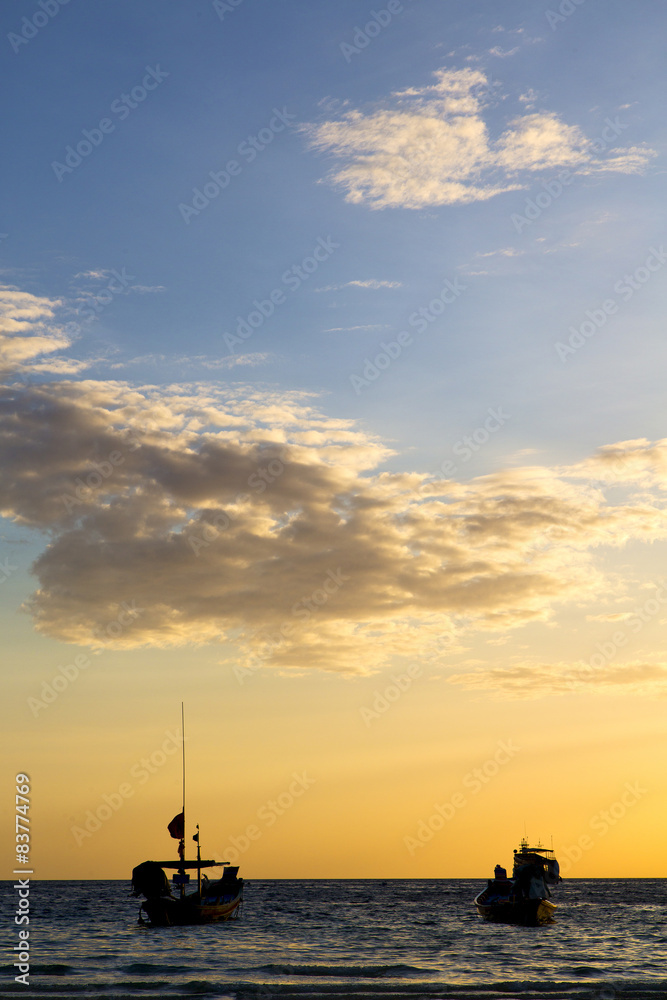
6 654 666 881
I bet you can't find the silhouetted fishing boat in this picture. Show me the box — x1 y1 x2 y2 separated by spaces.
131 856 243 926
130 707 243 926
474 838 561 925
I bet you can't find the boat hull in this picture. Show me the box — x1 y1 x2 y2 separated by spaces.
474 891 556 926
141 890 242 927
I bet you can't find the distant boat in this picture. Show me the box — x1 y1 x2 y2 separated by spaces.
130 707 244 926
474 838 561 926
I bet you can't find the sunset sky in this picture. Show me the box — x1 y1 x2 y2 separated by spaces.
2 0 667 881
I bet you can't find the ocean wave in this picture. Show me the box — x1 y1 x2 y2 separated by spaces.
244 963 426 978
0 962 73 975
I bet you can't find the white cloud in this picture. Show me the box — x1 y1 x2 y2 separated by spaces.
316 279 402 291
73 270 109 280
322 325 388 332
475 247 525 258
488 46 519 58
304 67 655 210
22 357 99 375
110 352 271 371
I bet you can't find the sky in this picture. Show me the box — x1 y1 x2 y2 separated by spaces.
2 0 667 881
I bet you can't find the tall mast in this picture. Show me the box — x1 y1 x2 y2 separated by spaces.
178 702 186 899
181 702 186 847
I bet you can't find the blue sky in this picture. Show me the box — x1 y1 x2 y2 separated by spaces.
3 0 665 477
3 0 667 667
3 0 667 877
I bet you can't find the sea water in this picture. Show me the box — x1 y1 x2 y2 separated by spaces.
1 878 665 999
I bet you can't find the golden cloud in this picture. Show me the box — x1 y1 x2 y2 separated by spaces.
3 287 667 678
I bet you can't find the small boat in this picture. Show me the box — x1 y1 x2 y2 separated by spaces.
130 707 244 926
474 838 561 926
131 855 243 926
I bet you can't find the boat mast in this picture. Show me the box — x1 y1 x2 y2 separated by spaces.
179 703 186 899
196 825 201 899
182 702 186 857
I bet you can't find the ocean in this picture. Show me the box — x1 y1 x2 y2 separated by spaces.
1 878 665 999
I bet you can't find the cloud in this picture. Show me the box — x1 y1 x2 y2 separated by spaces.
448 660 667 700
22 357 99 375
568 438 667 487
108 352 272 372
322 325 388 332
475 247 524 258
0 286 72 371
348 279 402 289
73 270 109 280
195 353 270 369
519 89 539 107
4 298 667 677
303 67 655 209
316 280 402 291
585 612 634 623
2 400 667 670
488 46 519 58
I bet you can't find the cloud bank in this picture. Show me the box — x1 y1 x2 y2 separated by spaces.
4 287 667 682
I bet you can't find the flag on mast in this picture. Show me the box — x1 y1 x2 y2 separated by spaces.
168 812 184 840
